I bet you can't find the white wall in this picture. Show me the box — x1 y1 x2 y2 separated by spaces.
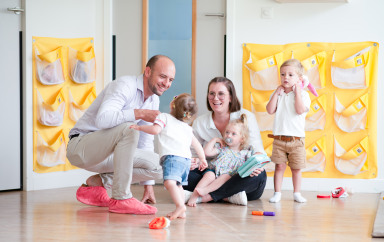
23 0 111 190
226 0 384 193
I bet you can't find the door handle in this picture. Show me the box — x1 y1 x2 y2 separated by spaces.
7 7 24 15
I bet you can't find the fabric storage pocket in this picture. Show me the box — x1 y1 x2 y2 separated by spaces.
36 88 65 126
68 46 96 84
251 93 274 131
35 47 65 85
302 136 326 172
334 136 368 175
263 142 275 172
36 130 67 167
331 47 371 89
245 52 284 90
305 95 326 131
334 93 368 132
301 51 326 90
68 87 96 122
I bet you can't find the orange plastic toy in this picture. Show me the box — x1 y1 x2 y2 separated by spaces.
149 217 171 229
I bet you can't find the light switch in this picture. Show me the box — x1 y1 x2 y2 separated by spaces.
261 7 274 19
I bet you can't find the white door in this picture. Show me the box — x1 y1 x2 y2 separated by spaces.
195 0 226 115
0 0 22 190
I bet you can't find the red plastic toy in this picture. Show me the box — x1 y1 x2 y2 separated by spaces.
317 194 331 198
149 217 170 229
332 187 346 198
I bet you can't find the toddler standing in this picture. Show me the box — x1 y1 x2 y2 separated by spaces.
130 93 207 219
266 59 311 203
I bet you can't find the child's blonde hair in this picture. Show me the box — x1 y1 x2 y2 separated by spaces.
226 113 249 150
280 59 304 77
170 93 198 124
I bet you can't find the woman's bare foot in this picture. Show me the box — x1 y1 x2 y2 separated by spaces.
166 205 186 220
86 174 103 187
187 190 200 207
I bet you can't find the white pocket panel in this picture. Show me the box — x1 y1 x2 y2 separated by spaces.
263 143 275 172
68 47 96 84
334 136 368 175
306 110 325 132
36 89 65 126
245 52 283 91
331 47 370 89
303 152 325 173
334 94 367 132
305 95 326 131
36 131 66 167
68 87 96 122
251 94 274 131
303 136 326 172
302 51 326 90
35 47 65 85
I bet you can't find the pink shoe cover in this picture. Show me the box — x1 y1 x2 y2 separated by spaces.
108 197 157 215
76 185 110 207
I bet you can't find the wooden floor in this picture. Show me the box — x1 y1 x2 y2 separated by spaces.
0 185 382 241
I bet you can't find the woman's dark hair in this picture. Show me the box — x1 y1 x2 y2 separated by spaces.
206 77 241 112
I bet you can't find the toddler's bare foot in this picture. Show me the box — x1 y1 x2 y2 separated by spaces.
166 205 186 220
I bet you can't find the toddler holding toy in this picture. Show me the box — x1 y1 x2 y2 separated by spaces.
130 93 207 219
187 114 262 206
266 59 311 203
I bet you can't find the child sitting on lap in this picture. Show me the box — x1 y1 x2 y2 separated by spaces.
187 114 262 206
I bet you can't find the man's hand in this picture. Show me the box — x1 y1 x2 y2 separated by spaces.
129 124 140 130
134 109 161 123
141 185 156 204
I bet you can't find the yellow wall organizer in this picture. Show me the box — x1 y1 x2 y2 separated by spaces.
242 41 378 179
32 37 96 173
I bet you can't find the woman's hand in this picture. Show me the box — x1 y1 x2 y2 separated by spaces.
198 159 208 171
250 167 264 177
190 158 200 170
216 138 225 147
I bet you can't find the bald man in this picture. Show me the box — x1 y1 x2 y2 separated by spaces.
67 55 176 214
